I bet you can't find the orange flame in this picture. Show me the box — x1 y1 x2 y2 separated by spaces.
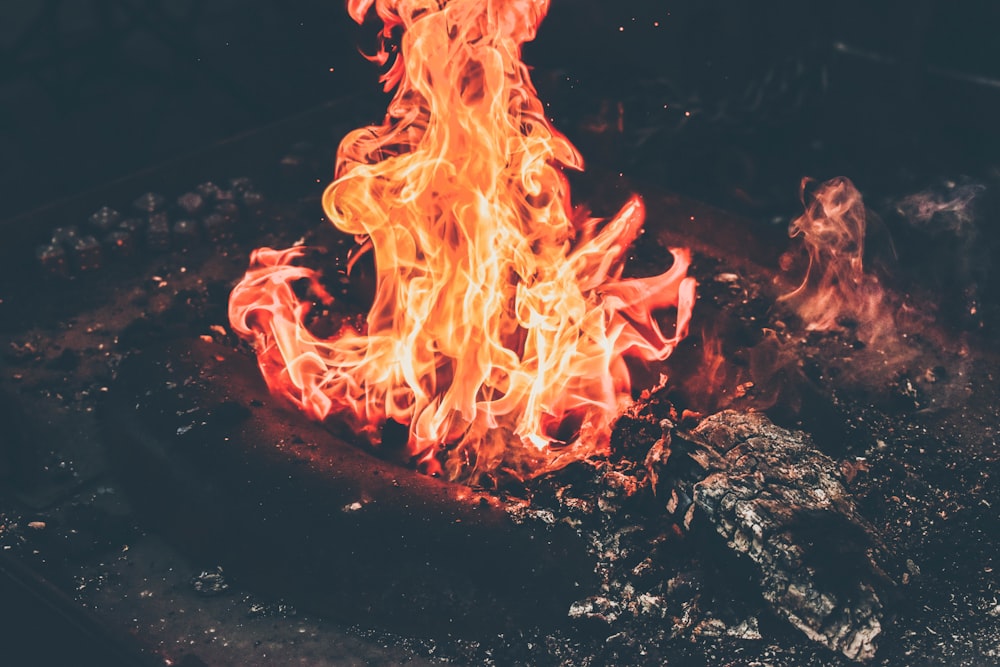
229 0 696 482
780 177 891 341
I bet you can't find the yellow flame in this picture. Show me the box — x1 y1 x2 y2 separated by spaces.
229 0 695 482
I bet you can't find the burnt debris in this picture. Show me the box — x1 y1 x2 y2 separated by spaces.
679 411 891 660
502 400 894 662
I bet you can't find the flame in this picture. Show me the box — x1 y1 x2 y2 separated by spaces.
229 0 696 483
779 177 891 342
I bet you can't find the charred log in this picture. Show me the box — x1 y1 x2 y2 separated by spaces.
659 410 895 661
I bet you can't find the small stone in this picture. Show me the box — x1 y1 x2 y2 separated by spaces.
229 176 255 193
36 243 69 276
72 235 103 271
88 206 121 233
133 192 166 215
195 181 221 202
51 226 81 247
147 213 171 251
176 192 206 217
118 217 146 235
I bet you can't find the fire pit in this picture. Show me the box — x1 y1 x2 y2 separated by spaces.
2 2 1000 665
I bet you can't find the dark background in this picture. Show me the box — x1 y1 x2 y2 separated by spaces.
2 0 999 222
1 4 998 664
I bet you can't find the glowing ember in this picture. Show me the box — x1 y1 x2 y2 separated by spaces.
229 0 696 482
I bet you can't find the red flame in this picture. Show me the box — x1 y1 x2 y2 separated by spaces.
229 0 695 482
780 177 892 341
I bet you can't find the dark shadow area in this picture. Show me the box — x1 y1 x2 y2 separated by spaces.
0 0 378 221
3 0 999 222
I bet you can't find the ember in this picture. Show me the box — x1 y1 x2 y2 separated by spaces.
229 0 695 482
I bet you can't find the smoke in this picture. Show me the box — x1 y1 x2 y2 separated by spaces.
778 176 896 343
895 181 985 235
893 178 989 331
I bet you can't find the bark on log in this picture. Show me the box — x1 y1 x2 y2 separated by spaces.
670 411 894 661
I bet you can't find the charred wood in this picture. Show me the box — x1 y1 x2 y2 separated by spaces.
658 410 894 661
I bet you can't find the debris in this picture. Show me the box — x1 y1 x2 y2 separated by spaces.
674 411 893 661
192 567 230 596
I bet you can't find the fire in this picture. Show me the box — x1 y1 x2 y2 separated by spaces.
229 0 696 482
779 177 891 342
